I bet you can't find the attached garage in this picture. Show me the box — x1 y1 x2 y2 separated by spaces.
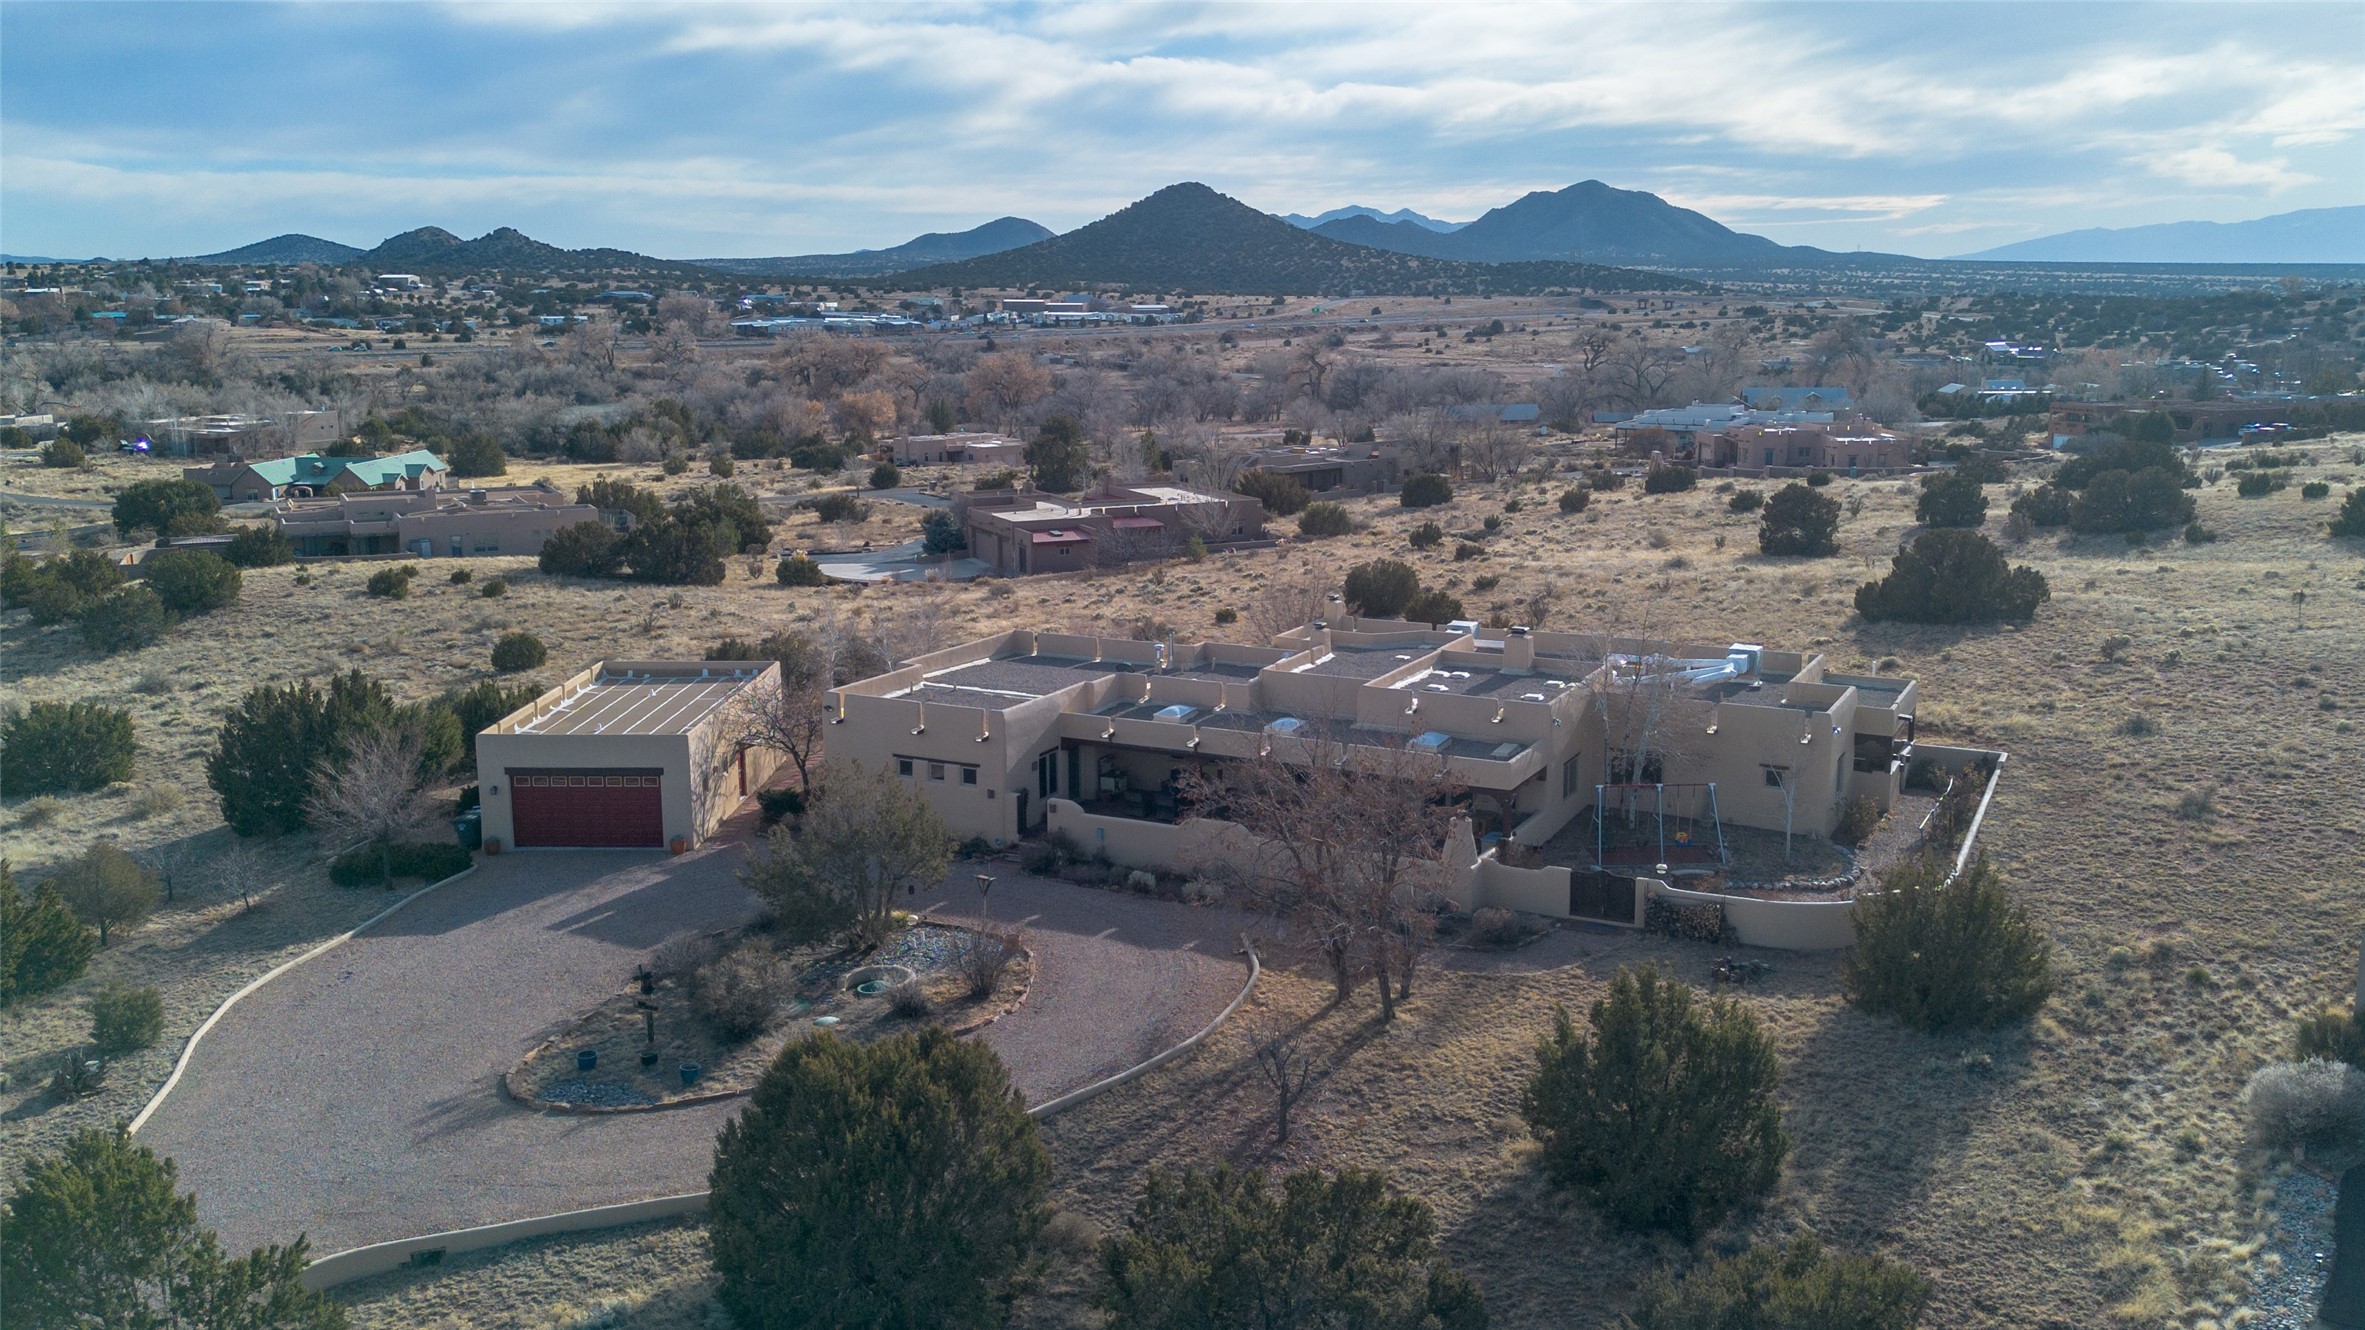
509 771 665 848
474 660 785 853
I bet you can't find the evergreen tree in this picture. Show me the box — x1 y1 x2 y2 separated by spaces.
1 863 99 1004
1845 853 2054 1033
1759 483 1842 556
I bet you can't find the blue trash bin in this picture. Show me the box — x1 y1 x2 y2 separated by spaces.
453 810 482 852
577 1049 597 1072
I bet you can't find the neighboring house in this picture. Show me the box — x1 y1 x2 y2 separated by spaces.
1697 422 1915 472
476 660 784 851
890 432 1029 466
1739 386 1853 413
1611 403 1837 450
143 410 343 458
959 484 1266 576
1240 443 1402 494
274 482 593 558
185 448 448 503
827 619 1928 892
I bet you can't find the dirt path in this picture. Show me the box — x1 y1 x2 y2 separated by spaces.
135 847 1250 1256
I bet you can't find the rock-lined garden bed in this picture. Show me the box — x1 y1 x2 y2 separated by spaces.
503 919 1030 1112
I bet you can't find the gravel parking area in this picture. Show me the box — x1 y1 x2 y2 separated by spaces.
135 846 1252 1256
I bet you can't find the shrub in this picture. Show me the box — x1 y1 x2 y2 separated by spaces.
2330 488 2365 538
111 478 220 539
2293 1008 2365 1068
50 842 160 947
490 631 547 673
1627 1235 1931 1330
1559 486 1592 514
2071 467 2196 532
1470 906 1538 949
1 864 98 1004
208 670 394 837
920 508 967 555
480 576 508 597
327 841 470 887
221 525 294 568
1522 965 1786 1237
17 795 65 826
9 549 125 624
869 461 900 490
1643 465 1696 494
364 565 415 599
756 786 806 827
77 586 171 654
954 926 1021 1000
1915 471 1988 528
0 1128 346 1330
2184 521 2217 544
448 568 473 584
1297 501 1353 537
1845 854 2053 1032
1805 469 1833 487
1343 559 1421 617
690 944 787 1042
3 701 136 796
40 437 86 468
1213 606 1238 625
775 554 827 586
2010 484 2073 528
709 1028 1049 1330
1758 483 1841 557
1403 588 1464 624
142 549 240 616
2243 1059 2365 1158
1471 573 1500 591
1854 530 2048 624
663 455 691 476
1234 470 1311 516
537 521 624 578
1094 1167 1485 1330
708 454 736 479
1452 540 1485 561
1400 473 1453 508
1408 519 1446 549
446 432 507 478
1726 489 1764 514
809 492 870 524
2302 480 2331 499
1832 795 1881 849
90 982 164 1056
2236 470 2279 497
1587 468 1625 491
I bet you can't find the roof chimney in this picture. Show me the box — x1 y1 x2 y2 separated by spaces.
1504 626 1535 674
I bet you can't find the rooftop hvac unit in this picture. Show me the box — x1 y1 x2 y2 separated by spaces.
1446 619 1481 636
1490 742 1523 760
1410 731 1452 753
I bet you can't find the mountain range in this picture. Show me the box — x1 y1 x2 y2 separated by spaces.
1952 206 2365 264
1306 180 1817 267
1280 205 1465 233
691 217 1054 278
880 183 1691 295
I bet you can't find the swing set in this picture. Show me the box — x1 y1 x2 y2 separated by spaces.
1593 781 1727 873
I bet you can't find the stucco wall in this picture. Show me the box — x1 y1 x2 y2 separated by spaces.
1644 878 1861 950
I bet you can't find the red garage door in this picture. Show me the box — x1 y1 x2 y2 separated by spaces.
509 771 664 848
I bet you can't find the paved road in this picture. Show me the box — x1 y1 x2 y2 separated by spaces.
136 845 1250 1255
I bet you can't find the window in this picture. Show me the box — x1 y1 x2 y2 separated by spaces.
1764 764 1789 788
1561 754 1582 798
1036 750 1059 799
928 762 946 781
897 758 914 778
961 766 978 786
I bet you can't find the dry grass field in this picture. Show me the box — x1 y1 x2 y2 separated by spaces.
7 433 2361 1328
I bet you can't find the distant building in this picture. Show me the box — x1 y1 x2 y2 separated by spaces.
184 447 446 503
1697 422 1913 473
1241 443 1402 494
961 484 1266 576
1445 402 1543 426
1739 386 1852 413
375 274 425 290
274 481 593 558
890 432 1029 466
1611 403 1837 450
143 410 344 458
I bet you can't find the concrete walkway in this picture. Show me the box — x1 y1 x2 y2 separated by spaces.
136 846 1250 1255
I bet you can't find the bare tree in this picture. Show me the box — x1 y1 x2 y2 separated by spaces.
304 726 433 888
1251 1022 1319 1143
1243 568 1334 642
727 635 833 789
216 835 264 913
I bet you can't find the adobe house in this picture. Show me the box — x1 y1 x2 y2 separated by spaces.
959 483 1266 576
475 661 784 851
275 482 596 558
184 448 449 503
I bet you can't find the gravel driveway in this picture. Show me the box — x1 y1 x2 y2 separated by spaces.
135 846 1251 1256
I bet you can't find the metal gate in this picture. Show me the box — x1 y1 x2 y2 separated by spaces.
1568 871 1638 925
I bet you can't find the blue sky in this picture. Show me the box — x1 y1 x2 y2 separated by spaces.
4 1 2360 261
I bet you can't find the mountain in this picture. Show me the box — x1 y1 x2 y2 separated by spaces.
1311 179 1804 266
694 217 1054 278
1952 206 2365 264
188 233 365 265
1280 205 1465 233
359 226 683 274
878 183 1691 295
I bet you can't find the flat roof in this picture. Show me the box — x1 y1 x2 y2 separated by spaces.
512 664 767 737
912 654 1129 702
1393 666 1586 700
1292 646 1434 680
